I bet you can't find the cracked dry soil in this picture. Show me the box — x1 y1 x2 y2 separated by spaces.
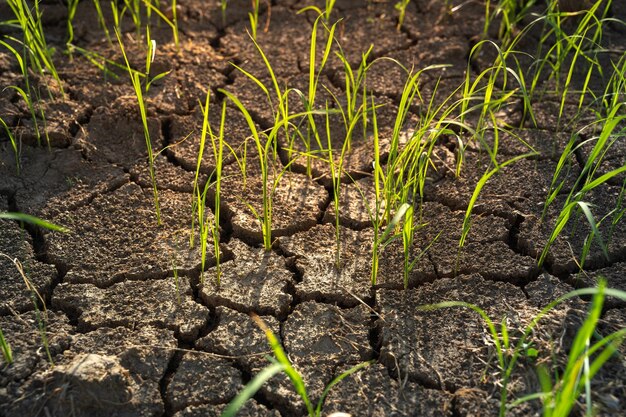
1 1 626 416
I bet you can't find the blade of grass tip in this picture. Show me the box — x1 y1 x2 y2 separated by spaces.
220 362 285 417
251 314 314 415
0 117 19 173
501 316 510 350
0 212 69 232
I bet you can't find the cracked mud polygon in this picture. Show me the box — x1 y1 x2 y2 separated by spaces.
1 1 626 416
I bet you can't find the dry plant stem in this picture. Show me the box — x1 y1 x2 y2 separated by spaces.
0 254 53 365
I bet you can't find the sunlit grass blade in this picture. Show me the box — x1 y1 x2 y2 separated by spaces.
314 360 374 415
0 212 69 232
219 89 273 251
251 314 314 415
220 362 285 417
0 327 12 365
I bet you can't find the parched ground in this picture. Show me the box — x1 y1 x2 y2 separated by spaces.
1 1 626 416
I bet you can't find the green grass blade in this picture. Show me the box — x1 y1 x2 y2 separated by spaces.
0 212 68 232
314 360 374 416
220 362 285 417
460 152 536 247
252 315 314 415
0 327 12 365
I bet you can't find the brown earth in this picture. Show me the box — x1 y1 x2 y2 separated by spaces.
1 1 625 416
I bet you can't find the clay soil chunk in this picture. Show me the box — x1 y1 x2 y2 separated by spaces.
0 146 127 216
13 99 91 148
166 352 242 412
196 306 279 371
322 176 386 229
0 311 72 410
200 239 294 318
4 325 177 417
26 354 136 417
284 299 371 369
377 274 529 391
45 182 209 287
410 202 538 283
0 218 57 314
323 363 454 417
221 6 307 80
74 99 163 169
279 223 374 305
52 277 208 341
130 153 200 193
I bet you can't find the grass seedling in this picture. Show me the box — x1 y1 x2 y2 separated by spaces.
1 31 52 147
221 315 374 417
192 91 226 284
65 0 79 57
249 0 260 40
334 44 374 146
539 101 626 267
5 0 65 98
220 90 274 251
419 279 626 417
0 327 11 365
141 0 180 52
116 26 170 225
289 10 338 176
395 0 411 31
523 1 613 129
221 25 334 250
484 0 538 43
